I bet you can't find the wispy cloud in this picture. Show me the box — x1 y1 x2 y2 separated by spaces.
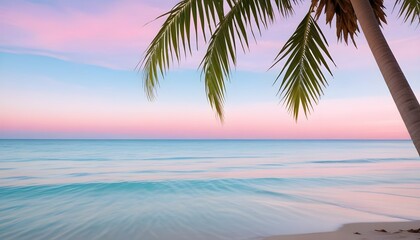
0 0 172 69
1 0 418 72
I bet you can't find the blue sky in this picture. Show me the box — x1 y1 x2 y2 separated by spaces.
0 0 419 139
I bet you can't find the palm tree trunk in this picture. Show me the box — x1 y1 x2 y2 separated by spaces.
349 0 420 155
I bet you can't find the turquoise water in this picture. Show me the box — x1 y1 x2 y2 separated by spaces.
0 140 419 240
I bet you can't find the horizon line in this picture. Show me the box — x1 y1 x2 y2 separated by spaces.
0 138 412 141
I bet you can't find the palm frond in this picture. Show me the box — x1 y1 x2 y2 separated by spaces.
271 12 335 120
395 0 420 25
202 0 295 120
140 0 224 100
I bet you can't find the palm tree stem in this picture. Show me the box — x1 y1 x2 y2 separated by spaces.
350 0 420 155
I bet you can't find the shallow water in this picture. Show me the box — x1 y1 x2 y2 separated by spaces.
1 140 419 240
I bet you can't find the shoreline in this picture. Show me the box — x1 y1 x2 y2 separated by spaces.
264 220 420 240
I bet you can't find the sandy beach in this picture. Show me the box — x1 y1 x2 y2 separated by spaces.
265 221 420 240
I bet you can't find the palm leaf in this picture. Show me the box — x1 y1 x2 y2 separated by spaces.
140 0 224 100
271 12 335 120
202 0 295 120
395 0 420 25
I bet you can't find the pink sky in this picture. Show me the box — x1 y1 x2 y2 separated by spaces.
0 0 419 139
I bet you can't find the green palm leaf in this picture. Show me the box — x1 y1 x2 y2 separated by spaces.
202 0 295 120
271 12 335 120
395 0 420 25
140 0 224 100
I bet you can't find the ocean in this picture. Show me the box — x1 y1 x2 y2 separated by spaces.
0 139 419 240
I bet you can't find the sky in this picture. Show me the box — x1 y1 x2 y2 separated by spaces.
0 0 419 139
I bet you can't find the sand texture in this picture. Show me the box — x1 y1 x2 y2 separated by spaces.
265 221 420 240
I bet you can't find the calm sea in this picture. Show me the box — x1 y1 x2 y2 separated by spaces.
0 140 419 240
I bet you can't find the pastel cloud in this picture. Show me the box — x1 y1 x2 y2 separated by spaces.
1 0 418 72
0 0 172 69
0 87 408 139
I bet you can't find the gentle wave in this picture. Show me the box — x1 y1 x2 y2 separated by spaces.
310 157 416 164
1 140 419 240
142 156 263 161
0 179 301 201
3 176 420 197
